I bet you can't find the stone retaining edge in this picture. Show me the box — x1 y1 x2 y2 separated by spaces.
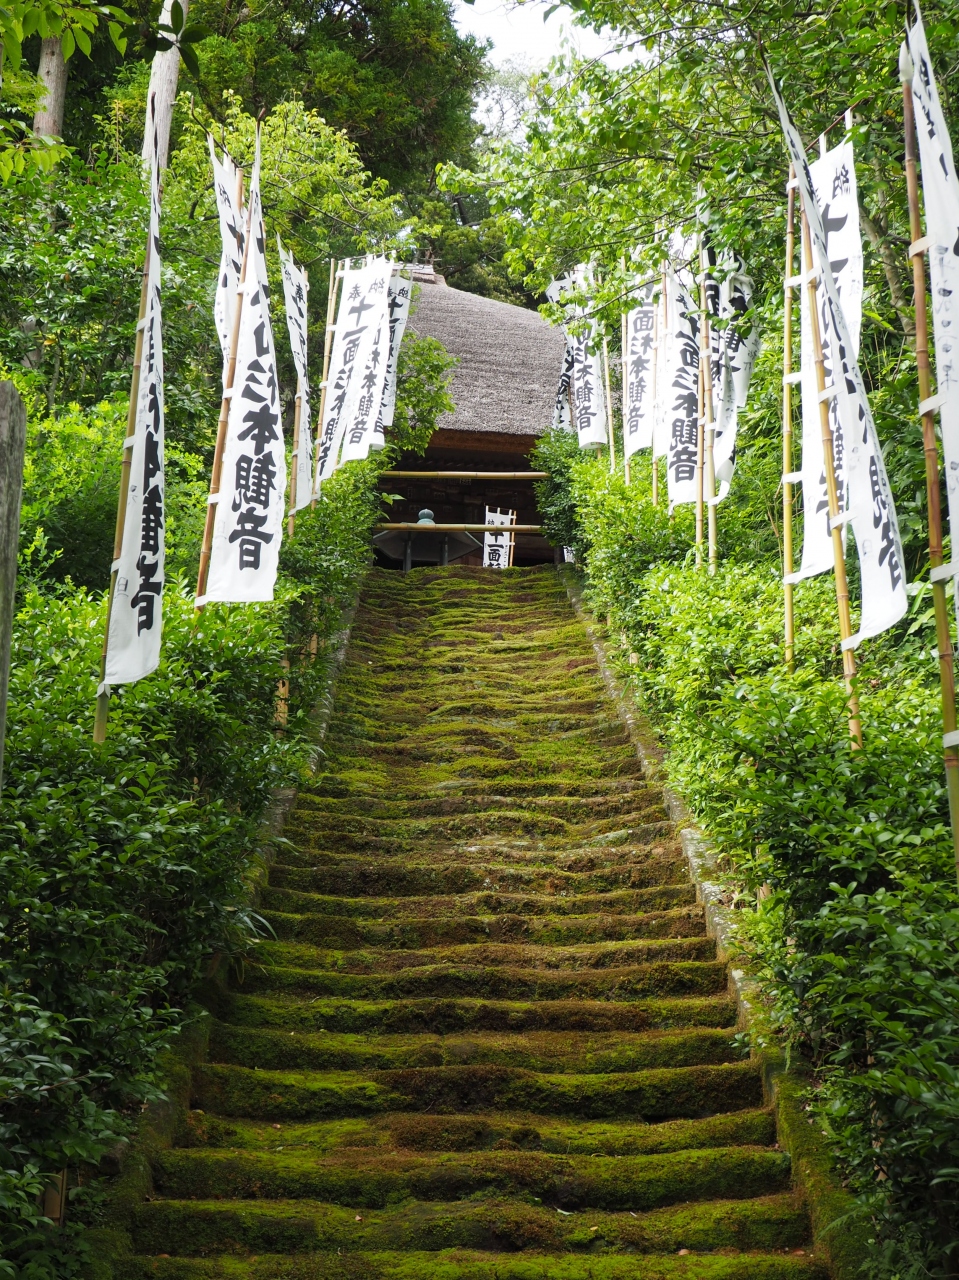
559 565 871 1280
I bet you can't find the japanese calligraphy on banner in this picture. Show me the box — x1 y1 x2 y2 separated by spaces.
623 281 657 459
209 138 244 363
710 257 759 501
793 140 861 580
315 258 393 483
371 272 413 452
340 259 395 464
768 71 907 645
204 136 287 604
663 264 700 506
278 239 313 512
483 507 515 569
907 10 959 598
103 96 165 688
552 340 575 432
547 271 608 449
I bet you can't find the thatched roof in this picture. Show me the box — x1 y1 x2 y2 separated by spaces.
407 275 566 437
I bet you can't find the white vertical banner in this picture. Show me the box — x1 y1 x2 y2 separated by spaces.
483 507 515 569
794 141 862 579
277 239 314 512
548 271 608 449
339 259 394 465
314 258 393 483
208 138 244 364
552 339 575 432
371 271 413 451
652 286 671 461
663 264 700 506
908 11 959 589
769 72 908 645
710 256 760 501
204 134 287 604
623 280 657 459
103 97 165 688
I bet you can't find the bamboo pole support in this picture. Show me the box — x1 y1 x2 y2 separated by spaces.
699 244 718 575
783 167 797 672
603 336 616 473
902 65 959 878
694 357 705 570
194 172 253 615
311 259 341 505
800 209 863 747
94 229 152 742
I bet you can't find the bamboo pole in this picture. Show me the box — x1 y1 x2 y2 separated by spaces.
194 171 253 614
694 355 705 570
699 242 718 575
286 268 308 538
93 228 152 742
622 306 630 485
800 209 863 746
783 167 797 672
902 63 959 878
603 336 616 473
653 266 667 508
312 259 341 504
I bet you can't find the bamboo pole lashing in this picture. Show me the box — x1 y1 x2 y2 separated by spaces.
783 167 797 673
901 66 959 880
194 170 253 614
93 224 152 743
800 208 863 747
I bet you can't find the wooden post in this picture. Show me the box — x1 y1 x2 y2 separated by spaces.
783 167 798 672
603 336 616 473
0 383 26 790
194 172 254 614
699 244 718 575
94 231 152 743
902 62 959 878
801 209 863 747
312 259 342 504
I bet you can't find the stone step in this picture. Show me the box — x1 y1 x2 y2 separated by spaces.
260 883 697 919
207 1023 739 1074
119 1250 826 1280
219 993 738 1035
152 1143 789 1211
131 1191 808 1257
292 788 660 818
191 1060 762 1121
175 1106 776 1157
238 958 728 1001
260 903 706 948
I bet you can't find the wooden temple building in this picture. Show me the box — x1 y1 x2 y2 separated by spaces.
375 268 566 568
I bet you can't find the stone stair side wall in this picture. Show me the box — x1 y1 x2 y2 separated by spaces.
559 566 872 1280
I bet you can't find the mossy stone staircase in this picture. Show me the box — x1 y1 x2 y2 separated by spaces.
126 566 827 1279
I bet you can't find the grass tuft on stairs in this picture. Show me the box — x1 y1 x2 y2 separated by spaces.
127 567 826 1278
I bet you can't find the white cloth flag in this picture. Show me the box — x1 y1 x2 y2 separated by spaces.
623 281 657 459
371 272 413 451
278 240 313 512
483 507 514 569
209 139 244 363
663 264 701 506
548 271 608 449
794 141 861 579
104 97 165 688
315 258 393 482
908 12 959 598
768 72 907 646
652 286 671 461
204 137 287 604
711 257 760 500
552 339 575 432
339 260 394 464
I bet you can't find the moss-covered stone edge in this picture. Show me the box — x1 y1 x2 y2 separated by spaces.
559 566 871 1280
80 604 361 1280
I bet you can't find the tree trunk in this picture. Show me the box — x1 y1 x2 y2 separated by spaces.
33 37 68 138
142 0 188 172
860 208 916 341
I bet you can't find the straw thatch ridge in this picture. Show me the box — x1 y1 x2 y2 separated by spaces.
408 278 566 437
